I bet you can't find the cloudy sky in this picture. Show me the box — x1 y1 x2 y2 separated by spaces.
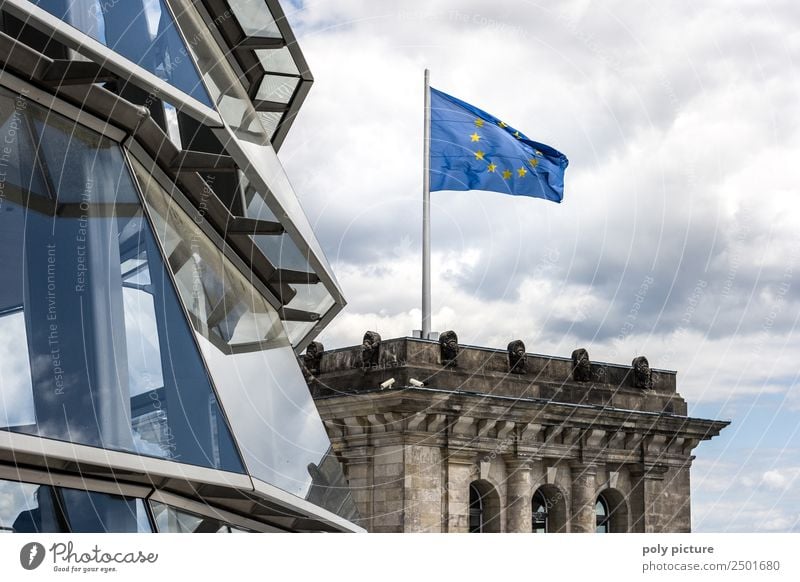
277 0 799 532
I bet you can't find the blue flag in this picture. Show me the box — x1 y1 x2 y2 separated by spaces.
429 87 568 203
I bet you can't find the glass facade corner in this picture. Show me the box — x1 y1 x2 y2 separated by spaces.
0 0 359 532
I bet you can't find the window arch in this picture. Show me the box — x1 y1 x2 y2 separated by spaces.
532 489 548 533
531 484 568 533
468 480 501 533
595 488 629 533
595 495 610 533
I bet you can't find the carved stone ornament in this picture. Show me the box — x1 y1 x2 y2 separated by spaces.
361 331 382 368
632 356 653 389
439 330 459 365
571 348 592 382
507 340 527 374
302 341 324 376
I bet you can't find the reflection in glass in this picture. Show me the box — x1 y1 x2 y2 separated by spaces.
194 334 359 520
256 48 299 76
257 111 283 139
60 489 151 533
0 86 243 473
150 501 229 533
163 0 270 143
242 177 312 272
130 158 285 352
0 310 35 429
256 75 298 104
0 479 64 533
228 0 281 38
31 0 212 106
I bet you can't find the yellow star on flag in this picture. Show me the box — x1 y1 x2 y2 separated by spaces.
474 150 485 160
487 162 497 173
517 167 527 178
513 131 521 139
502 169 512 180
470 132 481 142
474 119 485 127
498 121 508 128
529 158 539 168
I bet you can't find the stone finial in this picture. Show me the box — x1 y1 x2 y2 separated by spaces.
507 340 527 374
632 356 653 389
571 348 591 382
439 330 459 365
361 331 381 368
302 341 324 376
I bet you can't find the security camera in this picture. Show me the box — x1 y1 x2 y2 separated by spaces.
380 378 396 390
409 378 425 387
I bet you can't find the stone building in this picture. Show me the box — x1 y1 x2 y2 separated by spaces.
305 334 728 533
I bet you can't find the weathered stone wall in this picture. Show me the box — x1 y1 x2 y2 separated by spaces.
310 337 727 533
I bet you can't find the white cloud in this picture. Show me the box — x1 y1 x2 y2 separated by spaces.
280 0 800 531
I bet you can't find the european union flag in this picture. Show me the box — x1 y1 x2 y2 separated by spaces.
429 87 568 203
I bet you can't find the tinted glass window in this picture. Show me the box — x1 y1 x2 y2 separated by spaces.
0 86 243 474
61 489 151 533
150 501 227 533
32 0 212 106
0 479 65 533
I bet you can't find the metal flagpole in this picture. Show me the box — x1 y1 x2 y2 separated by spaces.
422 69 432 339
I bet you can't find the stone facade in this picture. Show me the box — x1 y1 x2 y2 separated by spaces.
307 337 728 533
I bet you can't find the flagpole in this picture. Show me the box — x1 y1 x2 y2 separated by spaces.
422 68 432 339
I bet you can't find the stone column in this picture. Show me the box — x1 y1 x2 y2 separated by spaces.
446 451 476 533
569 463 597 533
504 456 534 533
629 463 671 533
339 446 373 531
403 444 444 532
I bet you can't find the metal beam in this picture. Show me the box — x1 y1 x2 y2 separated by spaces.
235 36 286 50
40 59 116 86
227 217 284 235
280 308 321 322
269 269 321 285
252 99 291 112
170 150 238 172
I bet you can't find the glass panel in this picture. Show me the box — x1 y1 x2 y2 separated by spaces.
0 479 65 533
31 0 213 107
130 158 285 351
0 310 35 428
228 0 281 38
163 0 270 143
283 320 315 345
284 282 335 315
256 48 299 75
150 501 227 533
257 111 282 138
234 136 333 285
193 334 359 521
60 488 151 532
0 86 244 474
256 75 298 104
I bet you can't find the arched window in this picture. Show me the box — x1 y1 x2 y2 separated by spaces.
532 489 549 533
469 483 484 533
468 480 501 532
531 484 568 533
596 495 610 533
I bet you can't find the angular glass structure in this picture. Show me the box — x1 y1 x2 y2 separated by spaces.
31 0 213 106
0 0 359 533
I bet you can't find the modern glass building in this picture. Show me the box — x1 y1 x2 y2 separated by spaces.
0 0 360 533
